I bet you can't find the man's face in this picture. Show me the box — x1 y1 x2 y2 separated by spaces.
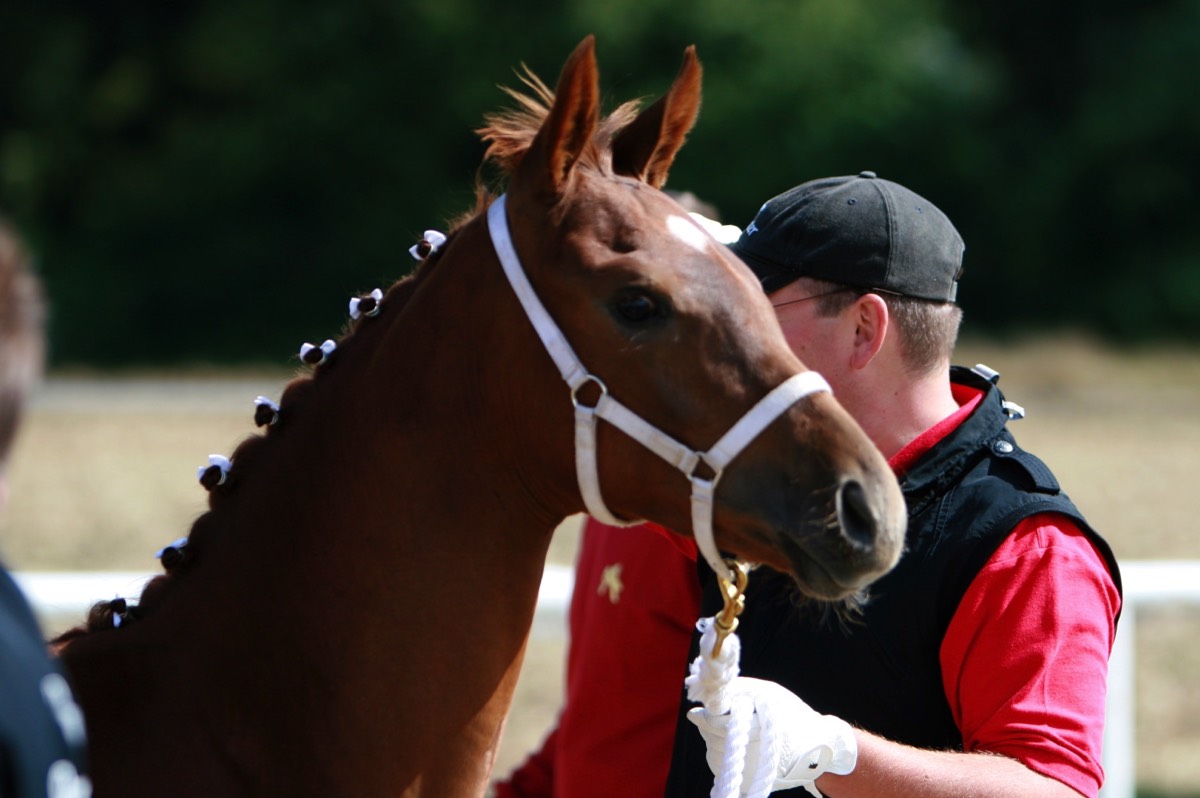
768 280 853 385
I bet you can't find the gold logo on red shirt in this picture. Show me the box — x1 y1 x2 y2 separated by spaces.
598 563 624 604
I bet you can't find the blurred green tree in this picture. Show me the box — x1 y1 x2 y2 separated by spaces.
0 0 1195 366
942 0 1200 339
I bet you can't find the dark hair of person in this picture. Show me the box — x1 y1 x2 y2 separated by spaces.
0 222 45 470
806 277 963 375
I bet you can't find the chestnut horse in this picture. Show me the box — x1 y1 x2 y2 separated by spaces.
54 37 905 797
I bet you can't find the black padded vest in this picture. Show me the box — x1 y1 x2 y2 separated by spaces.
665 366 1121 797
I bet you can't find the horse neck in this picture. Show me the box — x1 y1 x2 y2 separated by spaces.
195 212 570 674
67 215 575 796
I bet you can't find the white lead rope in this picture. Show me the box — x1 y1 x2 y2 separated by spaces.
687 621 778 798
487 195 831 582
685 563 778 798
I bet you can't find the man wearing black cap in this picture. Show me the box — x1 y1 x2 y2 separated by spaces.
668 173 1122 798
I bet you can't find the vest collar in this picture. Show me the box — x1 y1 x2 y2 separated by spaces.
899 366 1014 517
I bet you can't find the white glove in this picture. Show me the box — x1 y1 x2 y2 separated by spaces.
687 677 857 797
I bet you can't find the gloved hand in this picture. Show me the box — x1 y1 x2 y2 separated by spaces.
687 677 857 797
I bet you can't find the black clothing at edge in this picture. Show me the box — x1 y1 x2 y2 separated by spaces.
1 568 90 798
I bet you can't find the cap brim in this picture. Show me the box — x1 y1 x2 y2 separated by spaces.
728 239 798 294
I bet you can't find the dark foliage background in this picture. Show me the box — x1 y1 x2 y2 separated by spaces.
2 0 1196 366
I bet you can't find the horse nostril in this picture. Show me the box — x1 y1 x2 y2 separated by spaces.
835 480 877 551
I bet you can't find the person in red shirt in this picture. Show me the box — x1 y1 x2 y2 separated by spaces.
495 518 700 798
498 173 1121 798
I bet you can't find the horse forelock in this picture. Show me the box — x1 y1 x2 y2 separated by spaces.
476 65 643 192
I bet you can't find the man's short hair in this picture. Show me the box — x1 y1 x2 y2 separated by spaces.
804 277 962 375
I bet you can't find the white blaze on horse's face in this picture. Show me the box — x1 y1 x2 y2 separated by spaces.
665 214 712 253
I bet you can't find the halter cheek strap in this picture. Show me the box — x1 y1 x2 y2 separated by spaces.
487 195 831 582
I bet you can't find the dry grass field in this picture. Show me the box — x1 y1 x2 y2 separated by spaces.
2 335 1198 796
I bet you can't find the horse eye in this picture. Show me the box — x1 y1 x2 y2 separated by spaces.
613 290 663 324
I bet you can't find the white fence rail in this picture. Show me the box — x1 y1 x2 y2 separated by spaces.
16 560 1200 797
1101 560 1200 798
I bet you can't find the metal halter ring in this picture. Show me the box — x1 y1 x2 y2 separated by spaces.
570 375 608 411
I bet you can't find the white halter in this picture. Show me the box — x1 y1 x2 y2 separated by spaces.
487 195 831 582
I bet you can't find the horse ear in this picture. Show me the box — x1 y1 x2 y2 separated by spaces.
611 45 702 188
519 35 601 199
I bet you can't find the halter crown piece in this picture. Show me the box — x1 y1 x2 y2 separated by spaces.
486 195 832 582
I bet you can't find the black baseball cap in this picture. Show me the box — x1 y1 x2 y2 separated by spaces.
730 171 965 302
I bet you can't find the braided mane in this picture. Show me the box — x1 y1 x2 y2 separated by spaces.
52 63 648 642
52 254 446 640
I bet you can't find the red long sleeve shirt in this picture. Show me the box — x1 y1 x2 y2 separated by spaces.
495 518 700 798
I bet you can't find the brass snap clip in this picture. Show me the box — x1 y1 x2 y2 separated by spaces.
711 559 749 658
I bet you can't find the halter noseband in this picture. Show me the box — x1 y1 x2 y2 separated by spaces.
487 195 831 582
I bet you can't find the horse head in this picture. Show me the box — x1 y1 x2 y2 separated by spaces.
481 36 905 599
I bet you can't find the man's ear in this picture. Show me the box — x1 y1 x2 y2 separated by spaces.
849 293 889 370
